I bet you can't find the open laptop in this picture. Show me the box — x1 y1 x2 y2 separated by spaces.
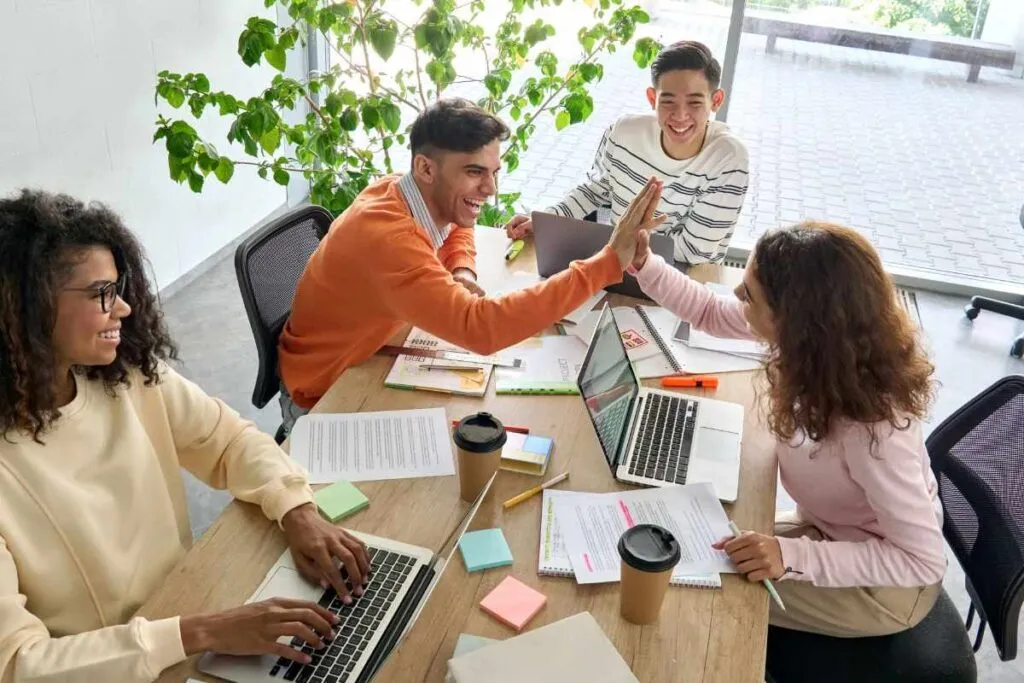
532 211 681 300
198 475 495 683
577 304 744 501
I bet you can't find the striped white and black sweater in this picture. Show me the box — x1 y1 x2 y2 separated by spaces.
550 114 749 264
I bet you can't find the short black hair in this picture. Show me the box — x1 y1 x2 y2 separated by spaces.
650 40 722 91
0 190 177 441
409 98 510 162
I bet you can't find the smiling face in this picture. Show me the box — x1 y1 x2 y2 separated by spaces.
413 141 502 229
646 68 725 160
52 246 132 370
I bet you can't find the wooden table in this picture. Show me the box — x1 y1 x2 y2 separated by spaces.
139 227 778 683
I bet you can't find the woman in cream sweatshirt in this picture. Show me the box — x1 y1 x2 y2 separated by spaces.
630 212 946 637
0 190 369 682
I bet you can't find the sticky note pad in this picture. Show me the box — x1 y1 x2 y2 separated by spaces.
314 481 369 523
479 576 546 631
459 529 514 572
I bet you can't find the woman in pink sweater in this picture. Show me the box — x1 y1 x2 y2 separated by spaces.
631 217 945 637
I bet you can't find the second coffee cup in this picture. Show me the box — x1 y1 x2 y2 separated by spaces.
618 524 682 625
452 412 507 502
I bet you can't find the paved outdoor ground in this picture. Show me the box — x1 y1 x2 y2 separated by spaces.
486 5 1024 284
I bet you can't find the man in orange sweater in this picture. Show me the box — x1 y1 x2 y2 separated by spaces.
278 98 664 420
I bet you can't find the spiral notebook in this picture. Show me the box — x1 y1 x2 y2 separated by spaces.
494 336 586 395
610 306 761 379
537 490 721 588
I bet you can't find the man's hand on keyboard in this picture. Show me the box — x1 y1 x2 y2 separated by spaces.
179 597 339 664
282 503 372 604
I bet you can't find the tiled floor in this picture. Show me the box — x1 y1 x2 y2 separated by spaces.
162 251 1024 680
454 5 1024 283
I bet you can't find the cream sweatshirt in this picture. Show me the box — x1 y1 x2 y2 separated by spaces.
0 364 315 682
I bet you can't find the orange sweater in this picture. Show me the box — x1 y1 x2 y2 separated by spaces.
279 175 622 408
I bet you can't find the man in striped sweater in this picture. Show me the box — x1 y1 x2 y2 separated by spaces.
507 41 749 265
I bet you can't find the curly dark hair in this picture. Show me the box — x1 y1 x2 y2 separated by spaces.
753 222 934 444
0 190 177 440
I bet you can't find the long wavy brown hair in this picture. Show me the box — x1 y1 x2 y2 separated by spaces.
752 222 934 444
0 190 177 441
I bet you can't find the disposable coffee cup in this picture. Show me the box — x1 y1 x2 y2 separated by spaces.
618 524 682 625
452 412 507 502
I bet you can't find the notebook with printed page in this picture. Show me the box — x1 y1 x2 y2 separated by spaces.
384 328 493 396
537 489 721 588
493 335 586 395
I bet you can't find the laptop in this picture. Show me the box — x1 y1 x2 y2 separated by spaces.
577 304 745 501
532 211 681 300
198 475 495 683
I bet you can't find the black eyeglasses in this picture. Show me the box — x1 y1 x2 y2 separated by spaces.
65 274 129 313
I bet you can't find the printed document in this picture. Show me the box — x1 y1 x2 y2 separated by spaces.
289 408 455 483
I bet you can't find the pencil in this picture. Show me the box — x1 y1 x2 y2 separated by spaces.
727 520 786 612
502 471 569 509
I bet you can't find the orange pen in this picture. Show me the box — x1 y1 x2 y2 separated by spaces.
661 375 719 389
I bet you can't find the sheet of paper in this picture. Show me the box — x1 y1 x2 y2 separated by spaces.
290 408 455 483
494 335 587 394
552 483 734 584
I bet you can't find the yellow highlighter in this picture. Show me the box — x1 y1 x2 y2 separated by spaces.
505 239 525 262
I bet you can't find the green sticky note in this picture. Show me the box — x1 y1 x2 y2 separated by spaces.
459 528 514 572
314 481 369 523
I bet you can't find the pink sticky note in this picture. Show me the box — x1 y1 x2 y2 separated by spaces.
479 576 547 631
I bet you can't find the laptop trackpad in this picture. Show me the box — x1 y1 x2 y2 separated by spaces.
689 427 741 501
255 566 323 604
696 427 740 463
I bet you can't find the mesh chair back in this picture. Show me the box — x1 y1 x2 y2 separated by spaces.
235 205 333 409
927 375 1024 661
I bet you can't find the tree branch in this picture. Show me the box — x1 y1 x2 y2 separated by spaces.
324 33 422 112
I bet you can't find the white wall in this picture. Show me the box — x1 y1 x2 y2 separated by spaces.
0 0 288 290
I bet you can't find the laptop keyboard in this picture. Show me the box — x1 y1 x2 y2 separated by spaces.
628 394 698 484
269 546 417 683
595 393 632 457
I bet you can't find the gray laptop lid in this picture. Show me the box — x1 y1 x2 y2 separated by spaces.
532 211 679 300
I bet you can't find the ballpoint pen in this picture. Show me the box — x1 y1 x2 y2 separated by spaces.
727 520 786 611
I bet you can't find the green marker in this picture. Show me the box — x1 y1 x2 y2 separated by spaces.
505 239 525 262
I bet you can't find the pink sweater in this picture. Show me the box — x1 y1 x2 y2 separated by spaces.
634 255 946 588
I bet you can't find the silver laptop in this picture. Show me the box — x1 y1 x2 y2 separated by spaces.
198 475 495 683
578 304 744 501
532 211 681 300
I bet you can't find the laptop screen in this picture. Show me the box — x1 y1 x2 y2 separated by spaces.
577 305 640 471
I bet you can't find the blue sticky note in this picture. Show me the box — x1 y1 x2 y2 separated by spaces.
459 529 514 572
522 435 553 455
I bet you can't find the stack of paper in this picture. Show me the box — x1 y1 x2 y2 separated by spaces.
487 271 606 326
384 328 493 396
446 612 637 683
548 483 735 584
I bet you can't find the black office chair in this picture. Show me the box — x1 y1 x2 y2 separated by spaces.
235 205 333 443
927 375 1024 661
963 205 1024 358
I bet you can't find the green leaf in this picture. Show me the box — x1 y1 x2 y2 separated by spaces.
524 20 549 46
273 167 290 186
340 108 359 131
579 63 603 82
554 110 570 131
187 170 205 193
265 46 287 71
425 59 456 89
189 97 206 118
527 86 542 107
192 73 211 92
630 7 650 22
258 166 269 179
166 132 194 158
216 94 240 115
484 70 511 98
504 147 520 173
535 51 557 77
361 103 380 129
368 16 399 61
168 155 187 182
260 127 281 155
563 92 594 123
380 102 401 133
324 92 343 117
165 87 186 109
215 157 234 183
510 105 521 121
632 37 661 69
238 29 266 66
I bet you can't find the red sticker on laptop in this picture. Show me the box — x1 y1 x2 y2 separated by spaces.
620 328 648 350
